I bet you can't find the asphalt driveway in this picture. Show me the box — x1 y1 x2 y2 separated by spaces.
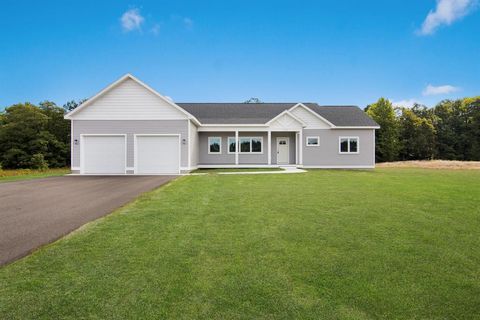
0 175 176 266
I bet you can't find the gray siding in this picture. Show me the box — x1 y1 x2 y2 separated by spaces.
198 132 268 165
72 120 188 168
302 129 375 167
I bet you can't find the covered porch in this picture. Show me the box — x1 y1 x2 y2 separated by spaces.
197 129 303 167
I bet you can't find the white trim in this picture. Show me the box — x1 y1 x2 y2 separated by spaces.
289 103 335 128
126 167 135 171
295 132 299 164
70 119 74 169
198 126 268 132
208 136 222 154
227 136 264 154
339 136 360 154
299 130 303 165
201 123 268 127
332 126 380 129
187 119 191 167
306 136 320 146
265 109 307 127
71 167 80 171
302 165 374 169
235 131 239 165
133 134 181 174
267 130 272 165
80 134 127 175
276 137 290 164
64 74 201 125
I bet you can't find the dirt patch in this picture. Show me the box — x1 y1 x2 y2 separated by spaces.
377 160 480 170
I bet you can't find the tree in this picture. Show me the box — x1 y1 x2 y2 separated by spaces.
63 99 87 112
0 103 69 169
365 98 399 162
397 106 436 160
244 98 262 103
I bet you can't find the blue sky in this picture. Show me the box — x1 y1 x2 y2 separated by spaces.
1 0 479 110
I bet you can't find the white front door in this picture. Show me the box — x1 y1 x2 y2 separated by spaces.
135 135 180 174
276 137 289 164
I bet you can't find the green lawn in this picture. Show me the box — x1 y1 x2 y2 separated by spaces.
1 169 479 319
0 168 70 183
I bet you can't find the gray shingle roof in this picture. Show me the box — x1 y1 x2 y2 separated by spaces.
177 103 378 127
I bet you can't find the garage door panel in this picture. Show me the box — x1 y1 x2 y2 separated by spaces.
136 136 179 174
82 136 126 174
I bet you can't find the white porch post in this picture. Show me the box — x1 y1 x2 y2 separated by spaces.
235 130 239 165
267 130 271 165
295 132 299 165
299 130 303 165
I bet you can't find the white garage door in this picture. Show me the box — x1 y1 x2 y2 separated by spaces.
82 135 126 174
136 135 180 174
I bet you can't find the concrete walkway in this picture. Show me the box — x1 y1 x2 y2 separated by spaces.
218 167 306 175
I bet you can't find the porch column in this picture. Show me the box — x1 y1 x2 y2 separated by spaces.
267 130 272 165
235 130 239 165
295 132 299 164
299 130 303 165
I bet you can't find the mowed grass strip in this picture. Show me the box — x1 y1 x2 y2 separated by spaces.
0 169 479 319
0 168 69 182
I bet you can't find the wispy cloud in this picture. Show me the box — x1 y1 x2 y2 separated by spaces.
422 84 460 96
183 17 194 30
392 99 419 108
418 0 478 35
120 8 144 32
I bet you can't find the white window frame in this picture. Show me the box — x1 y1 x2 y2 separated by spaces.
228 136 263 154
306 136 320 147
339 136 360 154
208 136 222 154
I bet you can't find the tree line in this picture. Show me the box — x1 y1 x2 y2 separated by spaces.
366 97 480 162
0 97 479 169
0 100 84 169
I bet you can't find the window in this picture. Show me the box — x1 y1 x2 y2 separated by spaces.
339 137 359 154
228 137 262 153
208 137 222 154
306 136 320 146
228 137 236 153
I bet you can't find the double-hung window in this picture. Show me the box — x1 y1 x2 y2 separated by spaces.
208 137 222 154
306 136 320 146
227 137 262 154
339 137 359 154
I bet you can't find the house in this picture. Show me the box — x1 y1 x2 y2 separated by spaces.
65 74 379 174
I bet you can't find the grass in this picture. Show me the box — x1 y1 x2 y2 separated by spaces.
0 168 70 183
1 168 479 319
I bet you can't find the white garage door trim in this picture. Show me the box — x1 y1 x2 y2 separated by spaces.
80 134 127 175
134 134 181 175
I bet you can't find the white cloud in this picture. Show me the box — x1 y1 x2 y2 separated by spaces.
418 0 477 35
422 84 460 96
121 8 144 32
183 17 194 29
392 99 419 108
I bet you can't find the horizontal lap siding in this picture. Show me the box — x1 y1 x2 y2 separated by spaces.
302 129 375 166
198 132 268 165
72 120 188 168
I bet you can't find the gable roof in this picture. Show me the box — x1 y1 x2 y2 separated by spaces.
64 74 201 125
177 103 379 127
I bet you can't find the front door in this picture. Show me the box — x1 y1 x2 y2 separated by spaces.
276 137 289 164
